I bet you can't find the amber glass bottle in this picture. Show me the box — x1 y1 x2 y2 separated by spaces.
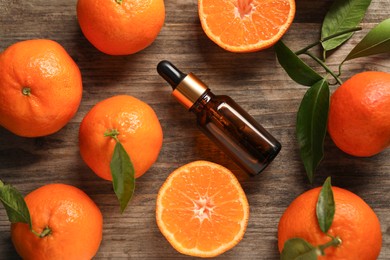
157 60 281 175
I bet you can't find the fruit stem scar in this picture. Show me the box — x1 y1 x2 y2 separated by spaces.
115 0 123 4
104 129 120 142
39 226 52 238
22 87 31 96
31 226 52 238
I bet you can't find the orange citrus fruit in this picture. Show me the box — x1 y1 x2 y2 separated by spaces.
198 0 296 52
156 160 249 257
79 95 163 180
11 184 103 260
328 71 390 157
278 186 382 259
0 39 82 137
77 0 165 55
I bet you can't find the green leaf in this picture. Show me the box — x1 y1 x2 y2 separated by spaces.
110 142 135 213
296 79 329 183
281 238 319 260
316 177 335 233
321 0 372 51
344 18 390 61
0 180 32 229
274 41 323 86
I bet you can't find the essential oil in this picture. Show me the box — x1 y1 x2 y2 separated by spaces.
157 60 281 175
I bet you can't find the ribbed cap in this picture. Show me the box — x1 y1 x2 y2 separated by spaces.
172 73 208 109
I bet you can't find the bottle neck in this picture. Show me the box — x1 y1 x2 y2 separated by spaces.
190 90 214 113
171 73 209 110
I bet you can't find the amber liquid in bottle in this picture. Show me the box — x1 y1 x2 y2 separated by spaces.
157 60 281 176
192 91 281 175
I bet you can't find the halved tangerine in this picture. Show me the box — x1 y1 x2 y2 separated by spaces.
156 160 249 257
199 0 296 52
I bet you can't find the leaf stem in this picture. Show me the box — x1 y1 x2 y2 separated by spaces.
31 229 40 237
31 226 52 238
295 27 362 55
303 52 343 85
104 129 120 142
318 236 342 255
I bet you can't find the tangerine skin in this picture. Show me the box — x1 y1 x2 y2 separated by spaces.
328 71 390 157
0 39 82 137
79 95 163 180
11 184 103 260
77 0 165 55
278 186 382 260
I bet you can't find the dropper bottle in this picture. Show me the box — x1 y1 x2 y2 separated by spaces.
157 60 281 176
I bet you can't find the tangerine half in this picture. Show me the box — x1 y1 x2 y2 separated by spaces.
156 160 249 257
199 0 296 52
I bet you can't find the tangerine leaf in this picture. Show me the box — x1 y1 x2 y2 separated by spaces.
274 41 323 86
110 142 135 213
0 180 32 229
296 79 329 183
321 0 372 51
316 177 335 233
281 238 319 260
345 18 390 61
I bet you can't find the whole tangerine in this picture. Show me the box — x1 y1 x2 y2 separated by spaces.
278 186 382 259
77 0 165 55
328 71 390 157
0 39 82 137
79 95 163 180
11 184 103 260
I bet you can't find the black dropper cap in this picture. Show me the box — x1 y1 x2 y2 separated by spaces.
157 60 186 89
157 60 209 109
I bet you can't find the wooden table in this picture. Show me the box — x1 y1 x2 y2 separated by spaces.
1 0 389 259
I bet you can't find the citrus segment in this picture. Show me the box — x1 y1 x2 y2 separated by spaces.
199 0 296 52
156 161 249 257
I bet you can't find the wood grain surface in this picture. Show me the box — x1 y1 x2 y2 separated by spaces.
1 0 390 259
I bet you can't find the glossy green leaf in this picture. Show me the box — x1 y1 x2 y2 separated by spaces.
281 238 319 260
296 79 329 183
0 180 32 229
321 0 372 51
274 41 323 86
316 177 335 233
110 142 135 213
345 18 390 61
